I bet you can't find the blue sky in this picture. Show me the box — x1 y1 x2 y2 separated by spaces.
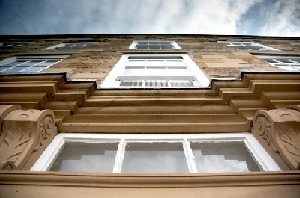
0 0 299 36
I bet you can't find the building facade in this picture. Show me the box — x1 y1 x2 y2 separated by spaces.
0 34 299 197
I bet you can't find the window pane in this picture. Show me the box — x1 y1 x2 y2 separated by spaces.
37 61 57 67
169 80 194 87
49 142 118 173
147 60 164 66
127 60 145 66
0 67 12 72
121 142 189 173
190 142 262 172
6 67 26 72
25 67 46 72
21 61 41 67
236 46 263 50
5 61 26 67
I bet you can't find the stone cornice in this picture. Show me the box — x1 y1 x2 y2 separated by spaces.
0 171 299 188
0 72 299 133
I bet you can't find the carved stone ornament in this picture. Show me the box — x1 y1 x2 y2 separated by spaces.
0 105 57 170
252 105 300 170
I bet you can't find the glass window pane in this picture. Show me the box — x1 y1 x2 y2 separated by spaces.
36 61 56 67
166 60 185 66
236 46 263 50
127 60 145 66
6 67 27 72
21 61 41 67
0 67 12 72
49 142 118 173
25 67 45 72
5 61 26 67
121 142 189 173
190 142 262 172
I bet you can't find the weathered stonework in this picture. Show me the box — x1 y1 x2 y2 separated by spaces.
1 35 299 83
0 105 57 170
0 34 299 198
252 106 300 170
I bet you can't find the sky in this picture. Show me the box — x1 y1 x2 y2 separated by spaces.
0 0 299 37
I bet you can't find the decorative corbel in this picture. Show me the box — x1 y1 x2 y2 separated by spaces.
0 105 57 170
252 105 300 170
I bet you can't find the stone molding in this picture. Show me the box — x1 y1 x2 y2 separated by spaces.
0 105 57 170
252 105 300 170
0 171 299 188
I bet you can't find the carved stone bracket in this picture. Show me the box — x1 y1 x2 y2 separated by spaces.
252 105 300 170
0 105 57 170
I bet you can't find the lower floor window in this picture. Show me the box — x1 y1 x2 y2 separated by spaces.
31 133 280 173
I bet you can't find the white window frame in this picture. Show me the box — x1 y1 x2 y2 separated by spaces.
0 55 68 73
218 41 280 51
129 40 181 50
257 55 300 71
100 54 209 88
45 42 97 50
31 133 280 173
0 42 27 49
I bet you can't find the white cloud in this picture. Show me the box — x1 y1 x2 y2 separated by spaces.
1 0 299 36
258 0 300 37
100 0 262 34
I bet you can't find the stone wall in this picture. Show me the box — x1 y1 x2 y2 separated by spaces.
0 35 299 83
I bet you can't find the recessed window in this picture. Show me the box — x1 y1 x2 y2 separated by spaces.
257 55 300 71
129 40 181 50
45 42 97 50
218 41 279 51
100 54 209 88
31 133 280 173
0 55 68 74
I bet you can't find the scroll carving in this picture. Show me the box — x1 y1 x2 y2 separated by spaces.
252 106 300 170
0 106 57 170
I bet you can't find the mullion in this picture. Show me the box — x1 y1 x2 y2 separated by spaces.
112 139 126 173
183 139 197 173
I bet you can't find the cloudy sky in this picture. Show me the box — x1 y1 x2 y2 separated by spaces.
0 0 299 36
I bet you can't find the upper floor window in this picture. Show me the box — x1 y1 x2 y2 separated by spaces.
31 133 280 173
0 55 68 74
0 42 27 50
257 55 300 71
45 42 97 50
291 42 300 46
218 41 279 51
129 40 181 50
100 54 209 88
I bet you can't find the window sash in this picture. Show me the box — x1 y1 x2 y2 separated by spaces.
218 41 279 51
31 133 281 173
0 56 68 73
256 56 300 71
129 40 181 50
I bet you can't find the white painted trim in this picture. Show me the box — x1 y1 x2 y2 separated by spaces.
100 54 209 88
256 55 300 71
129 40 181 50
0 55 69 74
44 42 98 50
31 133 280 172
218 41 280 51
